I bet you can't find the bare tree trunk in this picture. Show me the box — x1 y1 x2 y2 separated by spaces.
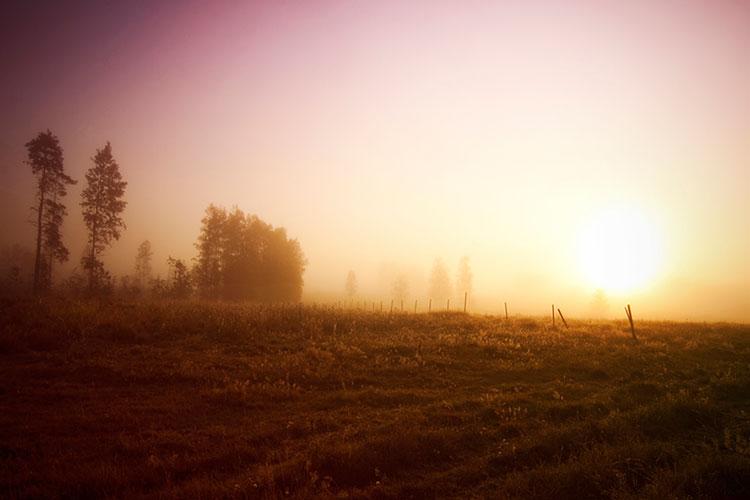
33 192 45 294
88 224 97 293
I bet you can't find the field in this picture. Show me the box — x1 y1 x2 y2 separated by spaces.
1 299 749 499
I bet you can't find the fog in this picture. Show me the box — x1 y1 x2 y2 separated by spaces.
1 0 748 321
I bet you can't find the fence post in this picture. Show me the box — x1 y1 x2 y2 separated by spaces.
463 291 468 313
625 304 637 341
557 308 568 328
504 302 508 320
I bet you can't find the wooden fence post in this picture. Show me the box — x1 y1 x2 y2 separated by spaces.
504 302 508 320
625 304 637 341
463 291 468 313
557 308 568 328
428 298 432 313
552 304 555 327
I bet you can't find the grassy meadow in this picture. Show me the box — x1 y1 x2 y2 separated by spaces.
1 298 749 498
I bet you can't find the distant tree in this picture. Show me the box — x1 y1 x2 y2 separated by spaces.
221 207 249 299
262 226 305 301
167 256 192 298
456 256 473 304
590 289 610 318
345 270 358 299
118 275 140 297
0 244 34 295
194 204 226 298
429 258 452 306
24 130 76 292
134 240 153 289
193 204 306 301
80 142 127 293
392 273 409 304
150 275 167 297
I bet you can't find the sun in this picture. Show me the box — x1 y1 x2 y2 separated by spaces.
577 206 664 294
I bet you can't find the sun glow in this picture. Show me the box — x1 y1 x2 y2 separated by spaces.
577 206 664 294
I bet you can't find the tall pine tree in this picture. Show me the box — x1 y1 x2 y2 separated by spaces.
80 142 127 293
24 130 76 293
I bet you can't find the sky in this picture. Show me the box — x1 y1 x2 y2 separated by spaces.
1 0 748 321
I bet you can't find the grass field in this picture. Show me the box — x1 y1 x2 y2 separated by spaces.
1 298 749 498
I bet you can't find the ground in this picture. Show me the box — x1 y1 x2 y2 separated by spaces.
1 298 749 498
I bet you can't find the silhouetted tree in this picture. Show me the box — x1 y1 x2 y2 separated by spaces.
221 207 249 299
80 142 127 293
194 204 226 298
429 258 452 307
150 275 167 297
134 240 153 290
456 256 473 304
24 130 76 292
167 256 192 298
262 226 305 301
193 205 306 301
345 270 358 299
392 273 409 304
41 194 72 288
0 244 34 296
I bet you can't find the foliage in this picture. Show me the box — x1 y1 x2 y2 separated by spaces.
429 257 452 306
24 130 76 292
194 205 305 301
167 256 192 298
80 142 127 293
0 245 34 296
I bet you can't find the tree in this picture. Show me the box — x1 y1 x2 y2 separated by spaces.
192 204 306 301
134 240 153 290
345 270 358 299
41 195 72 288
262 226 305 301
80 142 127 293
456 255 473 304
24 130 75 292
0 244 34 296
167 256 192 298
194 204 226 298
392 273 409 305
221 207 250 299
429 258 452 307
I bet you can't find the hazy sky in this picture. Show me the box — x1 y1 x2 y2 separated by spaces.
1 0 748 321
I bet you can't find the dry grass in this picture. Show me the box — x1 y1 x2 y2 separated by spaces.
1 298 749 498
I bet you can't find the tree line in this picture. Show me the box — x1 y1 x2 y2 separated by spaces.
3 130 305 301
343 255 474 308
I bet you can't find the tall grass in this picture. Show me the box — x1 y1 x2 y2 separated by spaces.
0 298 748 498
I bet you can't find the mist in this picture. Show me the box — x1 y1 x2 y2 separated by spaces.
1 0 748 321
